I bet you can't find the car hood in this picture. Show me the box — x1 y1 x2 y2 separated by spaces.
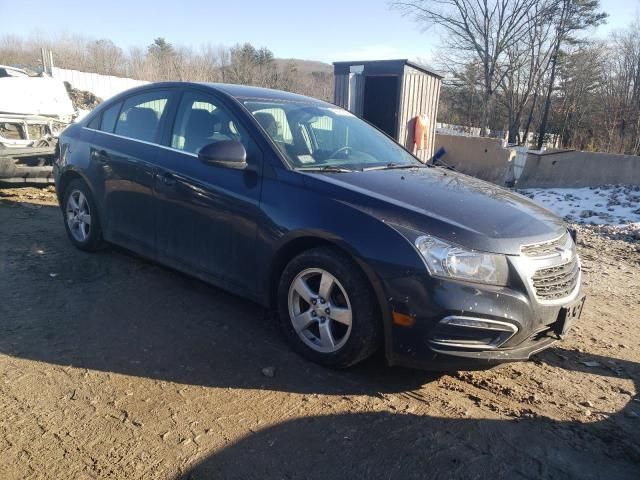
301 167 566 255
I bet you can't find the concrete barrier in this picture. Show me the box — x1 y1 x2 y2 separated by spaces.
434 133 515 184
517 150 640 188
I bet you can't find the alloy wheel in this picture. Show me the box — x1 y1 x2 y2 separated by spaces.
287 268 353 353
66 189 92 243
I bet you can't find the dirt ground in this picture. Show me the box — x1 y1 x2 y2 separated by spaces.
1 186 639 479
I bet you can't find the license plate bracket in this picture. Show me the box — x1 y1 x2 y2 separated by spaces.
554 295 586 338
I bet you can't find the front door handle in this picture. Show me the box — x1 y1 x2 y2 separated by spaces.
160 172 176 186
91 149 109 163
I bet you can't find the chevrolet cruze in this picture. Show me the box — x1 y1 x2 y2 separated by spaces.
53 82 584 370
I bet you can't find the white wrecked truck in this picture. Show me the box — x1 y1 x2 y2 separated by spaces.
0 70 74 184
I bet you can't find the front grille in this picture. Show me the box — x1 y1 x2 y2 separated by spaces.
521 233 568 257
532 256 580 300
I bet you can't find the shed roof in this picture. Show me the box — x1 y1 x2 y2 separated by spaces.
332 59 442 78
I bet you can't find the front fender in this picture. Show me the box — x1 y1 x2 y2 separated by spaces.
257 170 427 363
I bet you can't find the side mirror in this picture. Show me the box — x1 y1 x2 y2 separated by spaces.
198 140 247 169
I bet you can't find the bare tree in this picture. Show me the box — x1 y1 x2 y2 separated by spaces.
87 39 124 75
0 33 334 103
393 0 546 136
536 0 607 149
498 1 555 143
438 61 484 127
616 24 640 154
146 37 177 81
554 43 605 149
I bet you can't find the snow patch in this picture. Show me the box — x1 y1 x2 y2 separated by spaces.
519 185 640 227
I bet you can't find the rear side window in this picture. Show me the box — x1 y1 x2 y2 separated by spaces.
87 114 101 130
99 102 121 133
114 91 169 143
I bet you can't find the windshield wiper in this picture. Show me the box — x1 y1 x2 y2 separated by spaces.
362 162 430 171
297 165 356 173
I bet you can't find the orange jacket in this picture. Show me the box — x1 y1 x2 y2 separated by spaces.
414 115 429 150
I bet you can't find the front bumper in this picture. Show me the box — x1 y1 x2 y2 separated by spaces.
384 271 582 371
0 147 56 184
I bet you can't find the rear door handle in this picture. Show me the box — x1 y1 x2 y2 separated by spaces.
160 172 176 186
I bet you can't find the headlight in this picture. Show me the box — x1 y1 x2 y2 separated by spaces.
414 235 509 285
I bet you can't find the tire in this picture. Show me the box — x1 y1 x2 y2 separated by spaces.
277 247 381 369
61 178 104 252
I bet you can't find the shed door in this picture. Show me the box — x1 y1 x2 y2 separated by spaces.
348 73 365 117
362 76 399 138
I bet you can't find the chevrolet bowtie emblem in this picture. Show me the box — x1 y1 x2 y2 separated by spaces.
556 246 572 262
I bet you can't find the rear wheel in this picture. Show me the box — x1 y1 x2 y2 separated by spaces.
62 178 104 251
277 247 381 368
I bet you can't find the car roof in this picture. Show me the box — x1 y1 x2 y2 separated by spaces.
201 83 330 105
84 82 337 128
120 81 330 106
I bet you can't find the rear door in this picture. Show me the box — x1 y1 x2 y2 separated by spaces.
88 89 174 254
153 88 264 294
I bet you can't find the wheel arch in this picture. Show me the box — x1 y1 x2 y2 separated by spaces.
266 234 392 346
57 169 90 204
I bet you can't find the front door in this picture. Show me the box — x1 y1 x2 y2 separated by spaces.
153 89 263 294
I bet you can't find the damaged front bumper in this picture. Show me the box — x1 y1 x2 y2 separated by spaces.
0 114 67 184
0 146 56 184
384 272 583 371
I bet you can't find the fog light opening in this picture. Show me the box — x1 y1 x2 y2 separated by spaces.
429 316 518 350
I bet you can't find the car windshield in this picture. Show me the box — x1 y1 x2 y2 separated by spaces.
242 99 422 171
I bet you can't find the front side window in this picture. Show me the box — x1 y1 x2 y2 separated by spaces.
242 100 419 171
114 91 169 143
308 116 333 149
171 91 244 155
251 107 293 145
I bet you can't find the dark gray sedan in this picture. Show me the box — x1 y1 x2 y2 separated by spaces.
54 82 584 370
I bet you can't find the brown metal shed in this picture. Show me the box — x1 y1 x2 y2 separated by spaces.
333 59 442 161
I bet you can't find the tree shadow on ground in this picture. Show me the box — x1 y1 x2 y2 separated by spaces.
177 349 640 480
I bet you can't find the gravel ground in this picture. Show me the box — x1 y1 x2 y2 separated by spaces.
0 186 639 479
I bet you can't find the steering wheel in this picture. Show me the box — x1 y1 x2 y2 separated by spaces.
327 146 352 159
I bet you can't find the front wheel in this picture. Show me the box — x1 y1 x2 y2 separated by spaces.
277 247 381 368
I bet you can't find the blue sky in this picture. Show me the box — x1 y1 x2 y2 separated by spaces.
0 0 636 63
